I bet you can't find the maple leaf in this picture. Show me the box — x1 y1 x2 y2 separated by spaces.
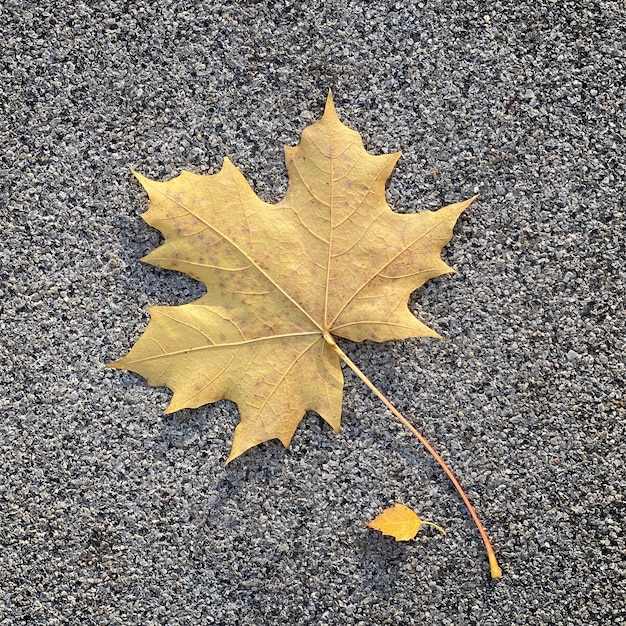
112 93 471 460
366 503 446 541
111 93 501 578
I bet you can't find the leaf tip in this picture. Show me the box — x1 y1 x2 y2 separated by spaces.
131 168 150 187
224 448 241 466
457 194 479 214
107 353 136 370
322 90 340 124
423 326 443 340
163 394 186 415
220 156 237 174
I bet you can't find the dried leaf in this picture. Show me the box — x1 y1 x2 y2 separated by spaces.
110 93 472 463
366 503 446 541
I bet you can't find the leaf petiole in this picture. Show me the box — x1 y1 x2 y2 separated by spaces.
331 341 502 579
421 520 447 536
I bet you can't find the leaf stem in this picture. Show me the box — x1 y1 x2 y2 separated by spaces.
422 520 447 536
332 342 502 579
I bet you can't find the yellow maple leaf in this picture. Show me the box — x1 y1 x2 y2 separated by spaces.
110 93 502 578
112 93 472 461
366 503 446 541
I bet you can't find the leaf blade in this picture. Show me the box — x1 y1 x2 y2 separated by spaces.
115 94 470 461
366 503 426 541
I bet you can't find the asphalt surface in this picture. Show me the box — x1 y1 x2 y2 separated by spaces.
2 1 625 624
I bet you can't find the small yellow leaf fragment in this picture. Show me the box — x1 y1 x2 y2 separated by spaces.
366 503 446 541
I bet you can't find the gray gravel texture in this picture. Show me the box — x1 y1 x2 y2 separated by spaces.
2 1 625 624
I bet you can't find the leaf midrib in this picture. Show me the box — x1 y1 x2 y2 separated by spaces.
122 330 322 365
